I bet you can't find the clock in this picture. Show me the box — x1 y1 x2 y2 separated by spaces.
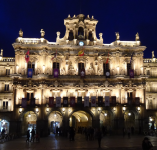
79 41 84 46
106 71 110 78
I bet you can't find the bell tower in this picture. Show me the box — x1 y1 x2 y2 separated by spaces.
56 14 103 46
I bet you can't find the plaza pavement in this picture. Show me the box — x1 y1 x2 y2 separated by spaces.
0 134 157 150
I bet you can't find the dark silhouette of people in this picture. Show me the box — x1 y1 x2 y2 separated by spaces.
97 128 102 148
142 137 153 150
26 130 30 142
31 129 35 142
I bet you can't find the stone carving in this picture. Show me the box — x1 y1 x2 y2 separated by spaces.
115 32 120 40
135 32 139 41
60 67 66 75
104 81 109 87
68 61 75 75
98 66 103 75
19 29 23 37
40 29 45 38
54 80 58 87
46 68 51 75
152 51 155 58
88 63 94 75
37 68 41 74
26 114 37 122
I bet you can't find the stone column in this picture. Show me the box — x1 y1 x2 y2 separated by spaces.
62 108 69 136
92 107 100 128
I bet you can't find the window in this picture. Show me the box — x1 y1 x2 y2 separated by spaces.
147 70 150 75
31 93 34 99
78 63 84 75
88 31 94 41
127 63 131 75
103 63 109 75
53 62 60 75
68 30 74 41
3 101 8 109
78 27 84 39
4 84 9 91
28 62 35 75
6 69 10 75
27 93 30 101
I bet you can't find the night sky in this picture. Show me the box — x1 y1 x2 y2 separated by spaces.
0 0 157 58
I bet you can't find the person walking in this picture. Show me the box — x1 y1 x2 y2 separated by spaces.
142 137 153 150
127 127 131 138
97 128 102 148
30 129 35 142
26 130 30 142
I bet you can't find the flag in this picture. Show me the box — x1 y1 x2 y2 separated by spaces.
70 97 75 107
27 68 33 78
112 96 116 105
51 50 57 60
49 97 54 107
25 50 30 63
78 47 84 56
84 96 89 107
63 97 68 107
54 68 59 78
130 52 134 64
129 69 134 78
135 97 140 105
77 97 82 106
106 52 109 64
105 96 110 106
98 96 103 106
56 97 61 107
80 68 85 78
91 96 96 107
22 98 27 108
31 98 35 107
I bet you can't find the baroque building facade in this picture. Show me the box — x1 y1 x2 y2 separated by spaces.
0 14 156 136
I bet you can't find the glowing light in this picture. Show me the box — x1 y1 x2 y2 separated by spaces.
28 113 31 117
128 113 131 116
123 107 126 111
104 113 107 116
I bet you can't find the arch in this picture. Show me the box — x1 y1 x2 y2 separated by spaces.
19 111 37 135
48 111 63 134
78 27 84 39
69 109 93 130
100 109 114 130
88 31 94 41
68 30 74 41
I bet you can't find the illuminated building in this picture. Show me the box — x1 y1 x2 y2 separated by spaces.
0 14 155 135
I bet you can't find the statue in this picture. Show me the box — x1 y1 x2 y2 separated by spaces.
135 32 140 41
40 29 45 38
68 61 75 75
115 32 120 40
152 51 155 58
88 63 94 75
19 29 23 37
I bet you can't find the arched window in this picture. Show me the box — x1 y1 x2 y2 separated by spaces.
68 30 74 41
53 62 60 75
78 27 84 39
88 31 94 41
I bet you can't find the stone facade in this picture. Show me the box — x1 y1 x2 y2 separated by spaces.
0 14 156 136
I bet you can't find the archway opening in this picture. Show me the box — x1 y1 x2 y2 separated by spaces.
48 111 63 134
100 110 113 135
78 27 84 39
69 111 92 133
21 111 37 135
124 111 135 128
68 30 74 41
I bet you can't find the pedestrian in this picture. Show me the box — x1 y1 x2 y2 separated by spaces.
30 129 35 142
127 127 131 138
26 130 30 142
142 137 153 150
97 128 102 148
123 127 125 137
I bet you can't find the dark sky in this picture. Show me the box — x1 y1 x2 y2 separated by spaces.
0 0 157 58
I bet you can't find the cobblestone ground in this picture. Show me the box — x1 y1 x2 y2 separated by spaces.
0 134 157 150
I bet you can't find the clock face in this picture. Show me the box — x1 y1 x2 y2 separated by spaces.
79 41 84 46
106 72 110 76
